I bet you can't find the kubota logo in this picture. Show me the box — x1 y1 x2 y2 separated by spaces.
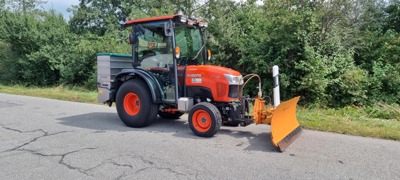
187 74 201 78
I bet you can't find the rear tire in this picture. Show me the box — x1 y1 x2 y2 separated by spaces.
116 80 158 127
189 102 222 137
158 111 184 119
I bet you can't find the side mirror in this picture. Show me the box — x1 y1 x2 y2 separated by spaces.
164 21 173 37
128 33 137 44
129 25 144 44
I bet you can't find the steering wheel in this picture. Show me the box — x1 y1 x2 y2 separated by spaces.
177 57 198 65
139 50 157 62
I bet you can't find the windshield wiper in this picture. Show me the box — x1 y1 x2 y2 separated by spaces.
193 44 206 60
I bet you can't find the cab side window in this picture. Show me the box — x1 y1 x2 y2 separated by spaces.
136 26 172 69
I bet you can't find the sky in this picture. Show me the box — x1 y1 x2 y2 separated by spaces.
42 0 79 19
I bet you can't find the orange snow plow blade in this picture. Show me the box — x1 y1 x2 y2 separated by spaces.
271 96 302 152
253 96 302 152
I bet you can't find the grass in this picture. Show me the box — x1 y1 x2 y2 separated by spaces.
0 84 399 141
298 106 400 140
0 84 97 104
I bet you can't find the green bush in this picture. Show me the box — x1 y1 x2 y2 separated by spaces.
369 61 400 104
0 10 129 87
60 33 129 87
0 0 399 108
0 10 68 85
325 51 369 107
0 41 17 83
365 103 400 120
295 45 330 104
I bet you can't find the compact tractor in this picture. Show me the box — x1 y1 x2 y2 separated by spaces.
97 14 302 151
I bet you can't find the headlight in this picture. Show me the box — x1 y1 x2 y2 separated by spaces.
199 21 208 27
224 74 243 85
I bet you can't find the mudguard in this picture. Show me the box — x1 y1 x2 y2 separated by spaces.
114 69 164 103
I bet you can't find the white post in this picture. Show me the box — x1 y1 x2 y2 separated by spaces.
272 65 280 107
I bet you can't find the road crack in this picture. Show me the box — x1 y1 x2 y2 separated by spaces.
0 123 199 179
0 123 72 153
87 154 195 179
130 155 191 178
18 147 97 176
0 123 95 176
111 162 134 168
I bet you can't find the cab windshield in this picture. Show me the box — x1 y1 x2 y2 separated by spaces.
174 26 205 65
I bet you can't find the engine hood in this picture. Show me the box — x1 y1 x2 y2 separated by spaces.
186 65 241 76
184 65 242 102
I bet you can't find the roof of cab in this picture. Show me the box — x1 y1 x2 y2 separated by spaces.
124 14 181 26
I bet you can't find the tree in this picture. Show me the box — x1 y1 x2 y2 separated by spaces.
69 0 130 36
0 10 70 85
1 0 5 9
2 0 46 13
69 0 213 36
385 0 400 32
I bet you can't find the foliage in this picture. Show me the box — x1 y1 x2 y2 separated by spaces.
59 32 130 89
0 0 399 107
384 0 400 32
203 0 399 106
0 10 62 85
0 9 129 89
69 0 130 36
1 0 45 13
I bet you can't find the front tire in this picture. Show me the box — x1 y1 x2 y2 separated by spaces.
189 102 222 137
116 80 158 127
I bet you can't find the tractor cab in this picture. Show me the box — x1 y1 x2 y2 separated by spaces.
125 14 210 103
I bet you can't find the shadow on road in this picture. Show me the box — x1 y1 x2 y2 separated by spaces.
218 129 278 152
57 112 279 152
58 112 127 131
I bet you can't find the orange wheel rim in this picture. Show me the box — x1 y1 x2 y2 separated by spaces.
192 110 212 132
124 93 140 116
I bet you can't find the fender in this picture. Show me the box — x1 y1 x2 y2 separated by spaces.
113 68 164 103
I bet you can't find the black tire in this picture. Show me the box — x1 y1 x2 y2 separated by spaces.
116 80 158 127
189 102 222 137
158 111 184 119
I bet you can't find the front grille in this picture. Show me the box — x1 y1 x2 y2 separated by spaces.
228 85 242 98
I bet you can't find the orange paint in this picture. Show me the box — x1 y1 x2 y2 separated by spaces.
124 93 140 116
270 96 301 147
185 65 241 102
192 109 212 132
125 15 181 25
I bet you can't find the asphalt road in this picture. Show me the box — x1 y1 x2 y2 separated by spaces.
0 93 399 179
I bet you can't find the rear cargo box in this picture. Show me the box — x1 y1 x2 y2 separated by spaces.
96 53 132 104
